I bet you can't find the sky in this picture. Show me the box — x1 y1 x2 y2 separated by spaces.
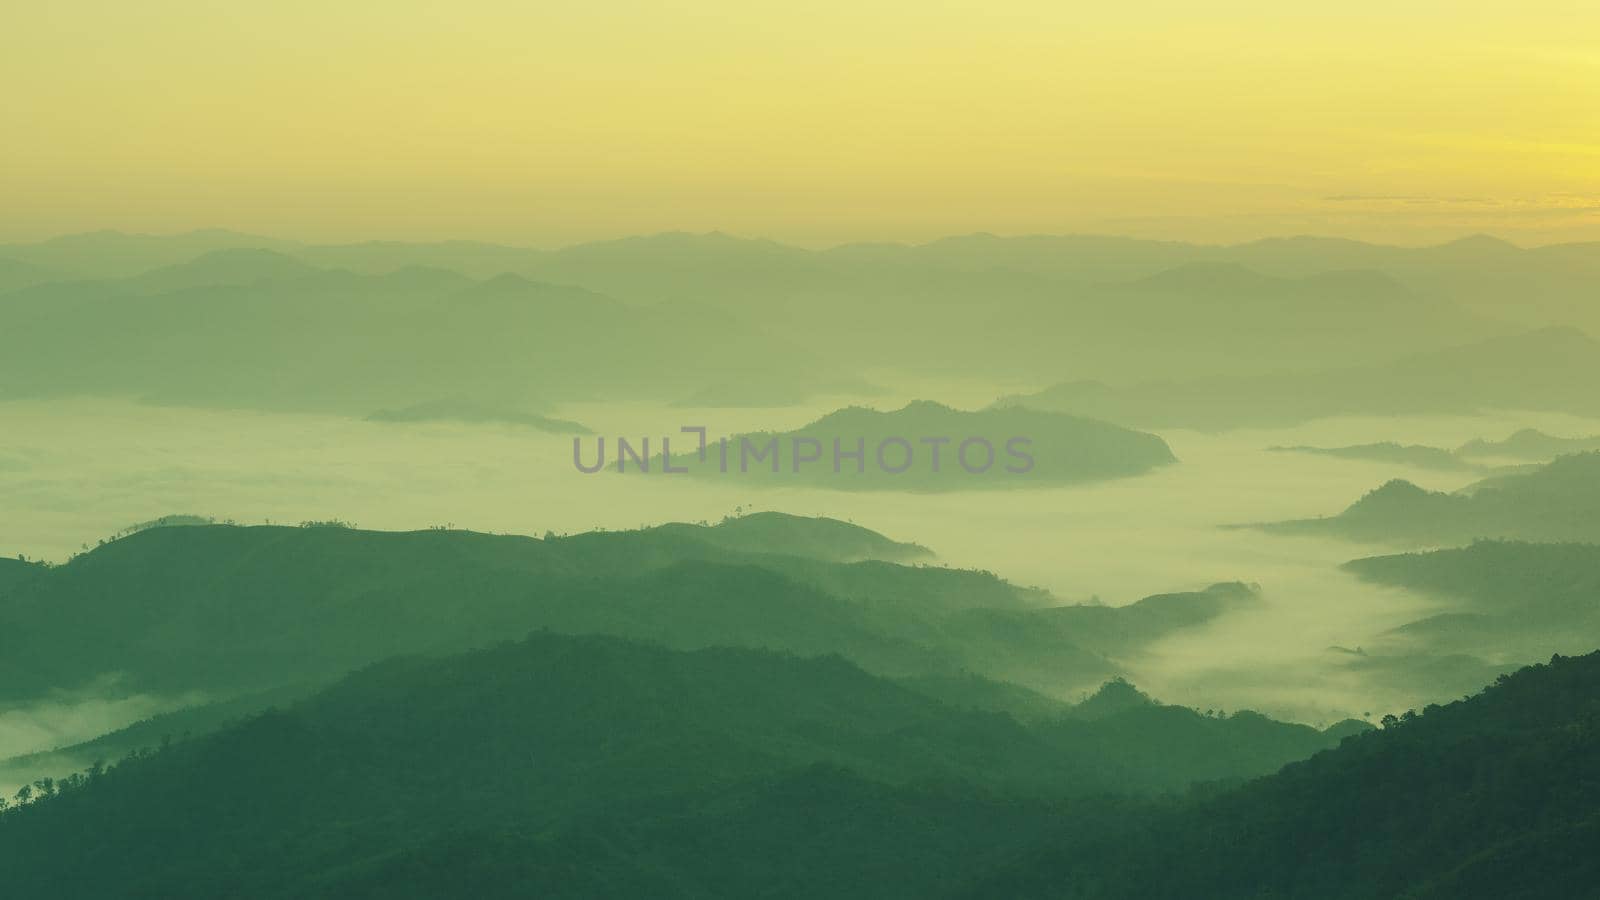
4 1 1599 247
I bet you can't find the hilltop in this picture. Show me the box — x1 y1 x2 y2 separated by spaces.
0 632 1364 899
655 401 1176 491
1254 451 1600 545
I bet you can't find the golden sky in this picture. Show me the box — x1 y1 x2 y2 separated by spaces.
4 1 1598 246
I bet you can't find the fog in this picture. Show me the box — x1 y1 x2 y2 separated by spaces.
3 396 1598 760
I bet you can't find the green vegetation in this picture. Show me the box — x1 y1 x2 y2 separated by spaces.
1256 451 1600 545
4 225 1599 897
1267 441 1472 471
0 517 1238 715
4 634 1593 899
962 650 1600 899
1456 427 1600 461
0 631 1366 899
652 401 1176 490
1346 541 1600 660
0 557 43 594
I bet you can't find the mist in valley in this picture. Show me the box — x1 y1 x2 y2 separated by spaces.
3 229 1600 899
4 392 1594 761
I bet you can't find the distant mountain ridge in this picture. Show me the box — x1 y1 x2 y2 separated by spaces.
1267 441 1473 471
0 253 830 412
1456 427 1600 460
1001 326 1600 429
654 401 1176 491
365 400 591 434
0 228 1536 403
1255 451 1600 545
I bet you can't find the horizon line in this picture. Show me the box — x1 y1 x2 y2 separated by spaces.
6 226 1595 256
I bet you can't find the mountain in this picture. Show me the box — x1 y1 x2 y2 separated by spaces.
655 401 1176 491
935 583 1260 688
0 634 1085 898
522 238 1495 380
365 400 591 434
124 248 322 294
0 256 56 293
0 517 959 704
0 229 1522 396
1065 677 1158 719
294 240 547 279
646 511 932 563
962 649 1600 899
1256 452 1600 545
0 632 1362 899
0 516 1239 734
1267 441 1472 471
1456 427 1600 461
1004 327 1600 430
0 515 1297 804
0 557 43 595
0 257 828 412
1346 541 1600 661
0 229 302 279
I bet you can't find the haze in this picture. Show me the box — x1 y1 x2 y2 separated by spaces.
5 1 1600 246
4 8 1600 895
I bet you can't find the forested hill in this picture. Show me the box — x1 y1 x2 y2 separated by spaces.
646 511 932 562
2 636 1587 899
0 516 964 704
962 649 1600 899
1257 451 1600 545
0 517 1247 715
0 557 43 594
657 401 1176 491
0 632 1358 899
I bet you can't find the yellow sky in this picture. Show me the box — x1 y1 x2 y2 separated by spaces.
3 1 1598 246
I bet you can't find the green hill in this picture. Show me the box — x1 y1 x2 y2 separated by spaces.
655 401 1176 491
0 632 1363 899
648 511 932 562
0 557 43 595
962 649 1600 899
1456 427 1600 461
1267 441 1471 471
0 516 1227 720
1345 541 1600 661
1256 452 1600 546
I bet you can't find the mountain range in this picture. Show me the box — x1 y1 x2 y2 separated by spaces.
1256 451 1600 546
1002 326 1600 429
1 628 1593 899
6 229 1577 413
0 513 1260 785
